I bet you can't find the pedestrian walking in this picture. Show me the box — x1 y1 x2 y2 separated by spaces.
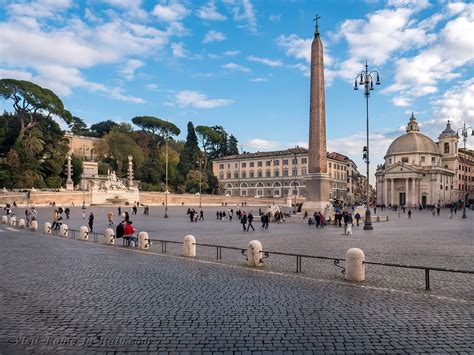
408 209 412 219
241 212 247 231
107 210 113 225
355 212 361 226
88 212 94 232
247 211 255 232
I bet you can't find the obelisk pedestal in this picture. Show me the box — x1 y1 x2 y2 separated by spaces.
302 16 332 216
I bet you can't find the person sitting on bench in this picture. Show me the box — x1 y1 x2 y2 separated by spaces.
123 220 138 247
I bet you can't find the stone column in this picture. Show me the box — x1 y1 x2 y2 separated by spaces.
405 178 409 206
391 178 395 205
66 153 73 191
384 178 389 206
128 155 134 188
412 178 416 207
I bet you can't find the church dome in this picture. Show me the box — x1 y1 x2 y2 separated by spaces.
386 113 439 156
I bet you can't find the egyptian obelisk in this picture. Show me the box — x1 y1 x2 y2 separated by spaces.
303 15 332 212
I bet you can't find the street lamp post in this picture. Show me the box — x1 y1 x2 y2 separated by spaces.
293 152 298 212
456 122 473 219
164 131 169 218
197 159 204 208
354 60 380 231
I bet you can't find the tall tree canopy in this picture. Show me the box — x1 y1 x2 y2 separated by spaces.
178 122 202 176
132 116 181 138
0 79 72 139
90 120 117 137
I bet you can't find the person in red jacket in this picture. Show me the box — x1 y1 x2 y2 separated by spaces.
123 221 137 247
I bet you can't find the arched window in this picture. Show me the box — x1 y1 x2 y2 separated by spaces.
444 142 449 154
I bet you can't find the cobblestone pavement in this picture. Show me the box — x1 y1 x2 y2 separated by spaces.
14 205 474 300
0 228 472 353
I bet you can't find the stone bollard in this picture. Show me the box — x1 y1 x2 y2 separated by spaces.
346 223 352 235
1 216 7 224
59 224 68 238
183 235 196 257
247 240 263 267
44 222 52 234
138 232 149 250
104 228 115 245
31 220 38 231
9 216 16 226
345 248 365 282
18 218 26 228
79 226 89 241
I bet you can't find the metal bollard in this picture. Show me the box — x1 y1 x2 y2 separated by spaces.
138 232 149 250
1 216 7 224
44 222 52 234
9 216 16 226
18 218 26 228
104 228 115 245
345 248 365 282
31 220 38 231
59 224 68 238
183 235 196 257
79 226 89 241
247 240 263 267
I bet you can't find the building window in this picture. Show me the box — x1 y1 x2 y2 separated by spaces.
421 156 425 163
249 171 254 178
257 161 262 167
242 162 246 168
292 158 297 164
432 157 435 163
274 170 280 177
274 160 280 166
219 173 224 179
283 170 288 177
234 172 238 179
302 167 307 175
389 158 392 164
227 163 230 169
282 159 288 166
226 172 231 179
266 161 271 167
401 157 409 163
219 164 224 169
302 158 307 164
292 169 298 176
258 171 262 177
242 172 247 178
250 162 254 168
266 171 271 177
235 163 238 168
444 142 449 154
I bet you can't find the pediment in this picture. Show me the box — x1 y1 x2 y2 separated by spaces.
384 162 421 174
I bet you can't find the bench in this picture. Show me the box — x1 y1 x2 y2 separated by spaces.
123 234 138 247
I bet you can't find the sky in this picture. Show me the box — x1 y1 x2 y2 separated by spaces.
0 0 473 180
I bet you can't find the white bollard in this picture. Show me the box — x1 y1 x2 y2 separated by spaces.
44 222 52 234
345 248 365 282
59 224 68 238
247 240 263 267
18 219 26 228
9 216 16 226
183 235 196 257
1 216 7 224
79 226 89 241
138 232 149 250
31 220 38 231
346 223 352 236
104 228 115 245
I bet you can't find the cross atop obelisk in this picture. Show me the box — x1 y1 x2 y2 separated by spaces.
303 14 332 214
313 14 321 37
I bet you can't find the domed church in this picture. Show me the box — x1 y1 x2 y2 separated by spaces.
375 113 460 207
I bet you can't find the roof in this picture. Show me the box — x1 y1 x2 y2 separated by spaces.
214 147 349 162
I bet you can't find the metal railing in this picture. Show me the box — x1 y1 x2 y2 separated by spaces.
3 220 473 292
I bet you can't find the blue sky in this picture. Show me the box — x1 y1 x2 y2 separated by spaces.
0 0 473 178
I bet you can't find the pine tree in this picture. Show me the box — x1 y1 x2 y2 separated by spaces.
178 122 202 176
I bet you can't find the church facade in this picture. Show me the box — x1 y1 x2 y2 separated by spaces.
376 114 473 207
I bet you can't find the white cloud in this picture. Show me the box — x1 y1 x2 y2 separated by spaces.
247 55 283 67
224 50 240 56
203 30 226 43
175 90 233 108
383 5 474 98
269 14 281 22
152 1 189 22
224 0 257 32
197 1 227 21
145 84 158 90
0 68 33 81
222 62 251 73
276 34 311 63
119 59 144 80
392 97 413 107
246 139 280 150
249 77 268 82
7 0 73 19
171 42 186 57
102 0 148 20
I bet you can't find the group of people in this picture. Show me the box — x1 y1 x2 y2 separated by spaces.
115 219 138 247
215 209 232 221
188 208 204 222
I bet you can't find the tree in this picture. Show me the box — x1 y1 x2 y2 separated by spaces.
227 134 239 155
178 122 202 177
90 120 117 137
70 116 89 135
132 116 180 138
0 79 72 139
195 125 224 161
